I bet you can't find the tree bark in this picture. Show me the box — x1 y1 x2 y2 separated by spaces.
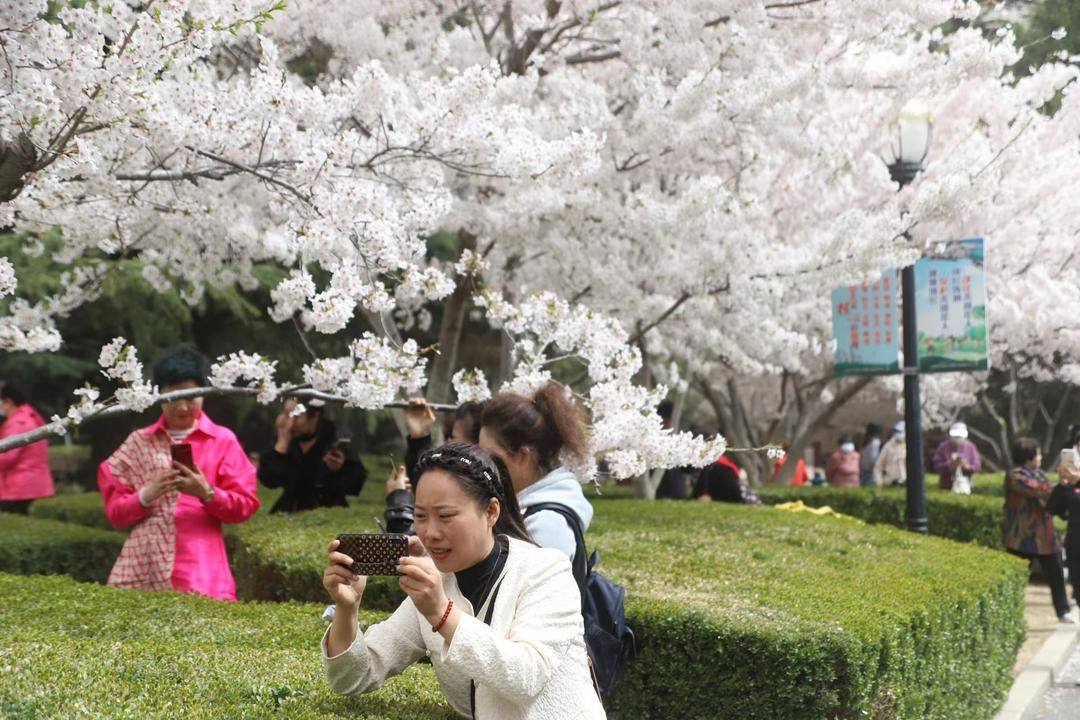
426 228 477 405
770 376 873 486
0 134 37 204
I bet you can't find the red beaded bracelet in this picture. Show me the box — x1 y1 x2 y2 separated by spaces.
432 599 454 633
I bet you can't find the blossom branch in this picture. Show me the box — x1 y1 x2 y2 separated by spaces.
0 386 456 454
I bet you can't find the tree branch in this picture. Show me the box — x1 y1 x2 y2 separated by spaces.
0 387 458 454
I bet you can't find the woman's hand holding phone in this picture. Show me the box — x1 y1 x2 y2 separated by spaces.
173 461 214 501
324 538 369 656
324 538 367 609
143 467 182 504
397 536 450 627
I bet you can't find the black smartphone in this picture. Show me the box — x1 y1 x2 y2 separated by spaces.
335 533 409 576
333 437 352 453
170 443 195 471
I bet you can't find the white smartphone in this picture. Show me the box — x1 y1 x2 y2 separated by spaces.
1061 448 1078 469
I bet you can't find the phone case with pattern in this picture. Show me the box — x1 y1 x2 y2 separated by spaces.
335 533 409 576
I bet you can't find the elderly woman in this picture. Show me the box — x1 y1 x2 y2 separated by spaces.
825 434 861 488
97 346 259 601
1004 437 1074 623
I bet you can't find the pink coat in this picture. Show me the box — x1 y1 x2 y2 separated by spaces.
0 404 55 501
98 412 259 601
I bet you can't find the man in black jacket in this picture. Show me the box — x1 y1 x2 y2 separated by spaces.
258 399 366 513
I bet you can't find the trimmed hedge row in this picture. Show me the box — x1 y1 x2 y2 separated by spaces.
756 486 1006 549
12 479 1027 718
0 572 452 719
225 499 1027 719
0 514 126 583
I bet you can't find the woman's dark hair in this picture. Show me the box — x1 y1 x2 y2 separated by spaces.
1011 437 1041 467
480 382 588 473
839 433 854 446
0 381 30 406
443 401 484 442
152 345 210 389
864 422 882 440
414 442 533 544
1069 424 1080 449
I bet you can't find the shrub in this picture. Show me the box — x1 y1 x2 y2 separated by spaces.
12 471 1028 718
29 489 114 530
0 514 126 582
0 572 452 719
756 486 1006 549
227 500 1025 719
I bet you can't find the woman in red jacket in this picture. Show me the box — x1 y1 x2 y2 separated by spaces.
825 434 861 488
0 381 55 514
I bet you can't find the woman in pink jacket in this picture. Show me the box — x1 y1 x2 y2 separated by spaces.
825 434 862 488
98 346 259 601
0 381 55 514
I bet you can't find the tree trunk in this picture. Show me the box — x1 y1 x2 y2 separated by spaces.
636 382 688 499
0 134 37 204
426 229 477 405
770 376 873 486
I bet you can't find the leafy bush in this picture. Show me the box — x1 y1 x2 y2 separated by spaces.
226 500 1025 719
11 471 1027 718
0 572 452 719
0 514 125 583
756 486 1006 549
29 489 114 530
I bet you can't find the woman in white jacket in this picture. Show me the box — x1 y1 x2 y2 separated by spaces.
322 442 605 720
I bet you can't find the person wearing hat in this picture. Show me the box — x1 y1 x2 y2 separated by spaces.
873 421 907 487
259 397 367 513
932 421 982 491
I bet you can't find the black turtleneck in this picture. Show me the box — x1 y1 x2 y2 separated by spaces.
455 535 509 614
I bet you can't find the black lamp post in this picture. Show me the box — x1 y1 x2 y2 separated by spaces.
885 100 932 534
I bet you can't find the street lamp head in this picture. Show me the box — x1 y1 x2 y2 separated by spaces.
885 99 933 187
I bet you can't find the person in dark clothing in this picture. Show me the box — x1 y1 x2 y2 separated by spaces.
1050 426 1080 611
654 400 690 500
385 397 484 534
258 398 366 514
693 455 762 505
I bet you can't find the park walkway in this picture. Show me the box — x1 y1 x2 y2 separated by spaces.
996 581 1080 720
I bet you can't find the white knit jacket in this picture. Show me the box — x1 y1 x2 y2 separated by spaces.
322 537 607 720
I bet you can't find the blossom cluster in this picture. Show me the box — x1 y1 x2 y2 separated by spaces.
302 333 427 409
210 352 280 404
97 338 158 412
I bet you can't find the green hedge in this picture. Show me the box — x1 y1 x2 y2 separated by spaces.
0 572 452 719
12 471 1027 718
0 514 126 583
224 499 1026 719
756 486 1006 549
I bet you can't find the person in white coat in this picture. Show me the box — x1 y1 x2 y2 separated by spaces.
322 442 604 720
477 382 593 561
873 422 907 487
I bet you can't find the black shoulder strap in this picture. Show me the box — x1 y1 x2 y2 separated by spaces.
470 578 504 719
524 502 588 596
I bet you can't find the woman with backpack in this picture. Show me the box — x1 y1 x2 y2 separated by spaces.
476 382 592 562
322 442 605 719
477 382 634 698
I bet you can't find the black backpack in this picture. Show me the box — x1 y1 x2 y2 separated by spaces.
524 502 636 700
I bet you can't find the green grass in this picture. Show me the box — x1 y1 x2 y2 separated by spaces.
0 573 452 719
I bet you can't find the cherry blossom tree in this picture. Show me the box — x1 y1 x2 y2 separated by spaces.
5 1 1080 489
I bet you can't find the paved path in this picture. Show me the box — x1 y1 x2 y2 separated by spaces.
1029 645 1080 719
